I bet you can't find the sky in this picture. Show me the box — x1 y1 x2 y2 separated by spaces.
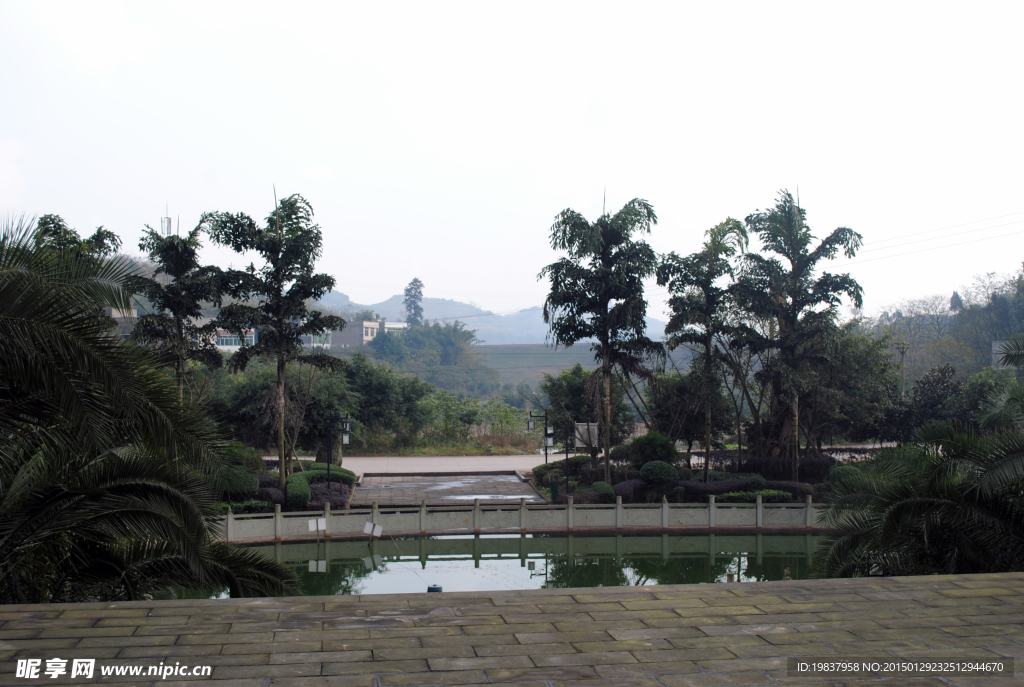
1 1 1022 321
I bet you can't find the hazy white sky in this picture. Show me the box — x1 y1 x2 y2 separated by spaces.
2 1 1022 320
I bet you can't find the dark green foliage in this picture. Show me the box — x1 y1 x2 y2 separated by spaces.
826 465 861 488
732 191 863 478
639 460 677 485
629 432 681 467
676 465 693 481
691 470 765 486
539 199 664 481
592 481 615 503
817 423 1024 577
300 462 356 487
35 214 122 257
539 363 633 454
217 500 274 514
376 322 500 397
204 194 346 487
798 454 836 483
345 353 433 442
718 489 793 503
532 456 591 484
403 278 424 326
128 223 223 398
219 466 259 500
0 218 296 602
645 373 733 455
285 472 312 509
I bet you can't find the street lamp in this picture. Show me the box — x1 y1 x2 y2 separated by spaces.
528 410 553 464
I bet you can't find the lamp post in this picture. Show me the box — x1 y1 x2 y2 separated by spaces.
528 410 553 464
894 341 910 399
327 414 352 492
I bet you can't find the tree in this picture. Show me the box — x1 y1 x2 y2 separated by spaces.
658 218 747 481
0 217 296 602
645 373 732 463
733 191 863 480
539 199 662 481
35 214 122 257
204 194 346 489
539 363 633 458
129 223 223 401
404 277 424 326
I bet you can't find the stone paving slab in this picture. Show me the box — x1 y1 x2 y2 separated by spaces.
351 473 544 507
0 573 1021 686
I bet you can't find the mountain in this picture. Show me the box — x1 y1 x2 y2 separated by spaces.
316 292 669 345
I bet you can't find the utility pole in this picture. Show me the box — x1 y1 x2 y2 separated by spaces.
894 341 910 399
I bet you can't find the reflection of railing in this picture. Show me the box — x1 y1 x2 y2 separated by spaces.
248 533 819 568
219 495 823 543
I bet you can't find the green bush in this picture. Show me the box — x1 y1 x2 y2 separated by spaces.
217 500 274 514
676 465 693 481
224 441 265 473
692 470 765 486
717 489 793 504
827 464 861 488
630 432 680 467
300 462 356 486
532 456 591 483
639 460 677 485
592 481 615 503
219 466 259 500
286 473 312 509
609 443 633 464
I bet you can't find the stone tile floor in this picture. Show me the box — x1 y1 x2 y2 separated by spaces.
0 573 1021 686
351 474 544 507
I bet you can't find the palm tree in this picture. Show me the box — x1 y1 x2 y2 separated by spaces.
658 218 748 481
0 217 297 602
539 199 663 483
816 423 1024 577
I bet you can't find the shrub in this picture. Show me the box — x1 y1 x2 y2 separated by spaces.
763 481 815 500
799 454 836 483
613 479 646 503
301 462 356 486
258 473 280 489
640 460 677 485
286 473 312 509
554 492 598 504
533 456 591 483
220 466 259 500
309 483 349 510
225 441 265 473
256 487 284 505
630 432 680 467
717 489 794 504
827 465 862 488
217 499 274 514
593 481 615 503
676 479 752 502
676 465 693 481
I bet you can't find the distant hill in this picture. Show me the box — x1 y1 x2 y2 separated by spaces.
316 292 669 345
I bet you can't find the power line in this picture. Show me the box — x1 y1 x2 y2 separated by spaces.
866 209 1024 246
840 228 1024 266
857 219 1024 254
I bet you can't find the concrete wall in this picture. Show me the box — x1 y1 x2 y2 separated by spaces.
221 496 824 542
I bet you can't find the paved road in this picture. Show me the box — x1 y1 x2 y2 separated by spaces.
338 454 550 475
351 473 545 507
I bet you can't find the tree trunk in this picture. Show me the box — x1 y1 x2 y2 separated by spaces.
791 397 800 482
703 331 713 483
278 354 287 490
602 342 612 484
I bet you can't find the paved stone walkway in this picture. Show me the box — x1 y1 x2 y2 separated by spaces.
0 573 1021 686
351 473 544 507
341 455 546 475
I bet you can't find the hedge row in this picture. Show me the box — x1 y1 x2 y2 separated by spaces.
286 464 357 508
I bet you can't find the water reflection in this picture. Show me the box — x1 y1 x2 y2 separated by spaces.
250 534 820 596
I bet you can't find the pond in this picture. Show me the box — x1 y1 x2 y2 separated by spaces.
247 534 821 596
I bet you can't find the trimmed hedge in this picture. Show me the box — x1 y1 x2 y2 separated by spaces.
827 465 861 488
613 478 646 503
220 465 259 500
692 470 765 486
640 460 677 485
217 499 274 514
592 481 615 504
533 456 593 484
717 489 794 504
299 462 356 486
286 473 312 509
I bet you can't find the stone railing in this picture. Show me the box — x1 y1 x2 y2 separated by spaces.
220 494 824 542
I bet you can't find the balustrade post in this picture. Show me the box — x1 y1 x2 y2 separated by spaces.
661 496 669 528
274 503 282 541
324 502 331 538
567 495 574 531
519 498 526 533
473 498 480 534
805 495 813 528
226 505 234 542
615 495 622 529
708 495 716 528
420 500 427 535
756 494 763 528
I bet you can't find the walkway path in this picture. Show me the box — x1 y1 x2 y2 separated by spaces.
1 573 1020 685
340 454 547 475
351 473 545 507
